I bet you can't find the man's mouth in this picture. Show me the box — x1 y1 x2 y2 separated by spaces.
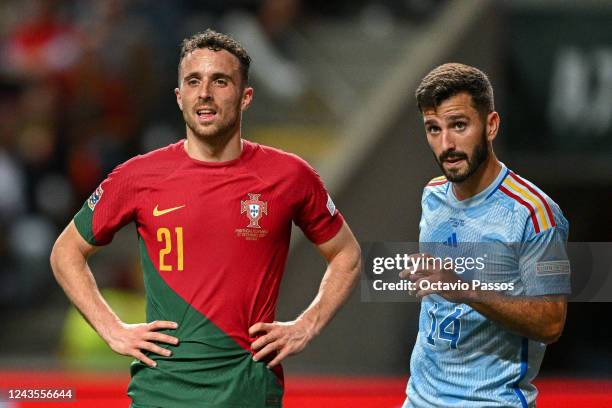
443 157 467 168
196 107 217 122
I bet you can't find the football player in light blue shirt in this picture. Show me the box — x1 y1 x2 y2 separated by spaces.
400 63 570 407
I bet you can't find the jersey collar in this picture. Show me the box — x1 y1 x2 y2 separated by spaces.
447 162 509 208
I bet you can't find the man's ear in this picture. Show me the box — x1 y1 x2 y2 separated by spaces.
175 87 183 111
486 111 500 142
241 87 254 111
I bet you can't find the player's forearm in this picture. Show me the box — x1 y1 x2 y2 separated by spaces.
298 244 361 338
50 229 122 342
466 292 567 344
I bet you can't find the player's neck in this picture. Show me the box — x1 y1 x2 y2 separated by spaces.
184 132 243 162
452 155 501 201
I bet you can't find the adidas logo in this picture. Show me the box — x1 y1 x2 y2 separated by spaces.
443 232 458 247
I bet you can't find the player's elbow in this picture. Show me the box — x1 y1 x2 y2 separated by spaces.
49 235 66 280
350 243 362 269
539 319 565 344
347 243 362 282
49 228 87 281
334 234 362 279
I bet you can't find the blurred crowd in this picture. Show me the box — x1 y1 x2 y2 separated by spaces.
0 0 316 309
0 0 441 309
0 0 180 308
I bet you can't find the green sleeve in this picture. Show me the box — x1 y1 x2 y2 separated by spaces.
73 201 99 246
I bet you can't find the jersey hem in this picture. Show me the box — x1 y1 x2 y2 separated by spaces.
130 403 279 408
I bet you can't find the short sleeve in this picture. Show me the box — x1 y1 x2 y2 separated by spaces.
519 206 571 296
293 163 344 245
418 188 432 238
73 162 139 246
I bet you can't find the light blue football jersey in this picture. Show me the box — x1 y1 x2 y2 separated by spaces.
404 164 570 408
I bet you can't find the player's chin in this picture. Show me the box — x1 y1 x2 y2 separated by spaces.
193 125 220 139
444 166 470 183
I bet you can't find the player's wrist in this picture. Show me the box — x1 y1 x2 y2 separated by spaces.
460 288 494 304
455 289 478 304
98 318 126 345
296 314 319 341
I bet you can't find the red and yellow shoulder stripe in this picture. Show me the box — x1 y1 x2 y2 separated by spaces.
499 171 556 234
426 175 448 187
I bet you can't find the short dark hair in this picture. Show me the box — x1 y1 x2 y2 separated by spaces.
179 29 251 85
415 63 494 116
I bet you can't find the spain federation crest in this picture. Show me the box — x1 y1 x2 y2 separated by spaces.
241 193 268 228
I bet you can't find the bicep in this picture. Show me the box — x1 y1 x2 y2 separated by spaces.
53 221 100 260
315 222 360 263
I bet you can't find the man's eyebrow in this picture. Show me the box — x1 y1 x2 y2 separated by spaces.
182 72 234 81
182 72 201 81
424 119 438 126
210 72 233 80
446 114 469 122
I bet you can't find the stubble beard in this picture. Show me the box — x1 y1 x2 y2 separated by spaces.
436 129 489 183
184 105 241 145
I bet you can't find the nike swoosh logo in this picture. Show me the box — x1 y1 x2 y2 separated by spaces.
153 205 185 217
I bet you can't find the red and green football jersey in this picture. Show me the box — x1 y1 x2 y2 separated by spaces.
74 140 344 408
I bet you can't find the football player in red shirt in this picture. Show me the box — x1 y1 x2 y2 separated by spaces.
50 29 361 408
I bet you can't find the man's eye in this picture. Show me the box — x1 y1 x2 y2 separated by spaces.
215 78 228 86
454 122 466 130
427 126 440 134
187 79 199 86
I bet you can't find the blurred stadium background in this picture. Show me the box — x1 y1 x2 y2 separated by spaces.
0 0 611 406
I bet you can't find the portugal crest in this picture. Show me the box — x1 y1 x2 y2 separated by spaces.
241 193 268 228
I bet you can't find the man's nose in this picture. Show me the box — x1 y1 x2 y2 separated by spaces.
198 81 213 100
440 130 456 151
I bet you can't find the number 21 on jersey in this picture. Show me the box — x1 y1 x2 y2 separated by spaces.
426 303 463 349
157 227 184 271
